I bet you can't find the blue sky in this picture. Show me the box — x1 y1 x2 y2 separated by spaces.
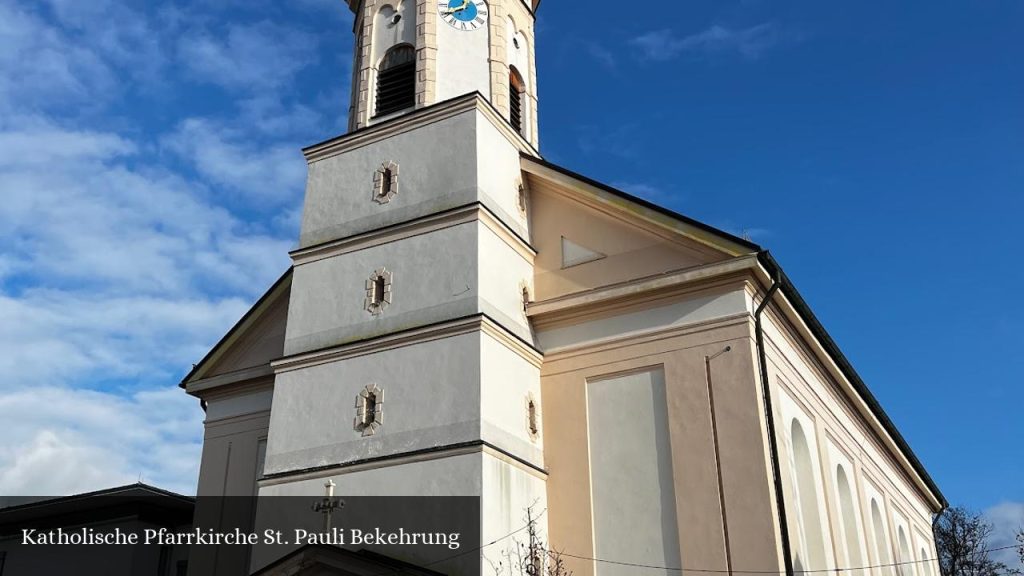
0 0 1020 564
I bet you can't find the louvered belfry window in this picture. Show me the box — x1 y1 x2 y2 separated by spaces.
509 67 525 135
376 44 415 117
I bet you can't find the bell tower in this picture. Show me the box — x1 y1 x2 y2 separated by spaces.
248 1 550 571
346 0 539 148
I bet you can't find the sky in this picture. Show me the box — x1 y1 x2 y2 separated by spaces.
0 0 1021 567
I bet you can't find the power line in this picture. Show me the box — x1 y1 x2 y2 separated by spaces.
364 509 548 576
553 543 1022 575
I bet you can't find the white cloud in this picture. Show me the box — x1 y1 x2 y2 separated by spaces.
164 117 308 204
0 2 117 112
632 23 781 61
0 119 293 293
985 502 1024 570
0 118 291 496
0 387 203 496
237 95 325 136
0 0 335 500
0 290 251 387
177 20 319 91
0 122 136 165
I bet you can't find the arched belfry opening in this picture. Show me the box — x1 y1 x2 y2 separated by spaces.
509 66 526 136
376 44 415 117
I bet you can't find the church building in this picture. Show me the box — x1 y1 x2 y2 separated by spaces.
181 1 947 576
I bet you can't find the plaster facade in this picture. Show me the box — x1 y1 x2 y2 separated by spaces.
346 0 539 149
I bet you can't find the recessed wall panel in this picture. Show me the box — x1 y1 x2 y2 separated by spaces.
587 368 680 573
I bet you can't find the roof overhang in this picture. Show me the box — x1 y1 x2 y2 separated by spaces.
521 155 760 258
755 252 947 510
180 268 292 391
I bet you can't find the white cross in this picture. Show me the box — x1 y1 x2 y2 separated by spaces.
313 479 344 531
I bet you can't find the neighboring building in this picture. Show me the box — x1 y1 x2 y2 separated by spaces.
0 483 193 576
181 2 947 576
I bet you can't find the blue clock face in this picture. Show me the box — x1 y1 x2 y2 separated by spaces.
439 0 488 30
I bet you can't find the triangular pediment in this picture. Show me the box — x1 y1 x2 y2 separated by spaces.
522 156 758 301
182 270 292 387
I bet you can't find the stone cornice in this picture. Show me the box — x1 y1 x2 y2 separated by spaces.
259 439 547 487
302 93 538 164
290 202 536 267
272 314 542 374
187 366 275 397
527 255 760 327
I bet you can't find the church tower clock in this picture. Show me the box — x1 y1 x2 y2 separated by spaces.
346 0 539 148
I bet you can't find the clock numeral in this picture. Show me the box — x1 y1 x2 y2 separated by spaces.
475 16 485 25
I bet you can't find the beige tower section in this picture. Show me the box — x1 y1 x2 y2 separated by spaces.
346 0 540 149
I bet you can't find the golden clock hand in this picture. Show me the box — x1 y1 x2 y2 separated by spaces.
445 0 469 14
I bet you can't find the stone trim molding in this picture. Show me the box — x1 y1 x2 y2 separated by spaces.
290 203 536 267
518 279 532 320
525 391 540 442
528 256 761 321
415 0 437 108
354 383 384 436
258 439 548 487
303 93 538 164
372 160 400 204
364 268 394 315
516 177 529 217
272 314 543 374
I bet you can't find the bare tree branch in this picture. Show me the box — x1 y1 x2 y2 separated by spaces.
934 507 1019 576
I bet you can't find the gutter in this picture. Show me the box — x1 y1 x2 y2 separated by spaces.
753 256 795 576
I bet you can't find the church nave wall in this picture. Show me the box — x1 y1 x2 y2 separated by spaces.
760 306 940 576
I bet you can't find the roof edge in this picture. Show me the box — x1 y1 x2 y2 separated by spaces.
757 251 948 509
180 268 293 388
520 154 762 255
0 482 194 514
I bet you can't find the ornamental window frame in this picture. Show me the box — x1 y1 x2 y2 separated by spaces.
365 268 393 315
525 392 540 442
354 384 384 436
373 161 400 204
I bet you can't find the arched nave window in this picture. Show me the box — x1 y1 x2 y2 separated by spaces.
897 527 914 576
791 420 828 572
870 499 893 576
836 465 865 576
919 547 933 576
